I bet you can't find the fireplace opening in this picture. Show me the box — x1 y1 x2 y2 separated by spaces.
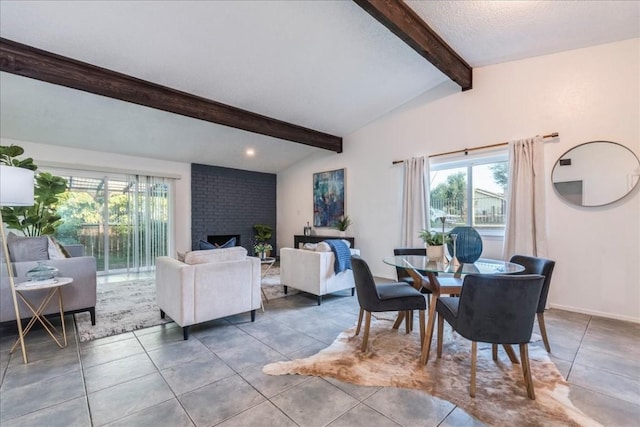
207 234 241 247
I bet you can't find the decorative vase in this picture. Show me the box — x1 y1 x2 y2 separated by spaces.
26 261 59 281
426 245 444 261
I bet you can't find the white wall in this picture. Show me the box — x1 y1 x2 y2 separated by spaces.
277 38 640 323
0 138 192 255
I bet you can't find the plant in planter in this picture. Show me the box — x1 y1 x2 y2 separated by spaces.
0 144 68 236
253 224 273 256
253 242 273 259
334 215 352 236
418 229 451 261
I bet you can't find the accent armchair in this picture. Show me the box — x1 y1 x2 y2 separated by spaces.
155 246 260 340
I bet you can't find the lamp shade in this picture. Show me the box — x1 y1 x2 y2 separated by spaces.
0 165 35 206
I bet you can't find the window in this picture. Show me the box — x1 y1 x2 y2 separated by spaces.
47 168 173 274
429 152 508 235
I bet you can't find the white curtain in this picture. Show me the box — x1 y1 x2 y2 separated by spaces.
401 157 428 247
126 175 171 272
502 136 548 259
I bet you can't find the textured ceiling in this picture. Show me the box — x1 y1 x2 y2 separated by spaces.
0 1 638 173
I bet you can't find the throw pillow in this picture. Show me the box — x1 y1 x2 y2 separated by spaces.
217 237 236 248
198 239 216 250
302 243 317 251
47 236 68 259
315 241 332 252
176 250 188 262
7 233 50 262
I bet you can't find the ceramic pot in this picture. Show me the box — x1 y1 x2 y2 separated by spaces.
426 245 444 261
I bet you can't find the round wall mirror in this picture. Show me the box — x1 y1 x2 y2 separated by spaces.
552 141 640 207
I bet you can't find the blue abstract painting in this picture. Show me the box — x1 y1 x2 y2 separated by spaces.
313 168 345 227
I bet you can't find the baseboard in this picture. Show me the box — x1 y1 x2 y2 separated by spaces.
549 303 640 324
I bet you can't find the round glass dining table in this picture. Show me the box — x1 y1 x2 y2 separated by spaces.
382 255 525 365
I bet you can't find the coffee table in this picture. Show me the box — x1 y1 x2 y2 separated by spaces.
10 277 74 363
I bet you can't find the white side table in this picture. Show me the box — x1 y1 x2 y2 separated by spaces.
10 277 74 361
260 257 276 311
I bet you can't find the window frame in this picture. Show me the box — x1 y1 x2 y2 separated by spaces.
429 150 508 237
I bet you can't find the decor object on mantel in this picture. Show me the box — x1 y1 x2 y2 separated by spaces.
263 317 602 427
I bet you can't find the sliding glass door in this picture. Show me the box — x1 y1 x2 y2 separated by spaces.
53 170 172 274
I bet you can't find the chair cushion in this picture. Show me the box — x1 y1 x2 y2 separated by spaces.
376 283 427 311
7 233 49 262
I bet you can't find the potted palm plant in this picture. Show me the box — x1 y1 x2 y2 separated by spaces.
418 229 451 261
334 215 352 237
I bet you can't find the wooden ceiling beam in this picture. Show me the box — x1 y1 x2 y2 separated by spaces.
0 37 343 153
353 0 472 91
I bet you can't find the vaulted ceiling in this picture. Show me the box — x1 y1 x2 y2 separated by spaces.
1 1 638 173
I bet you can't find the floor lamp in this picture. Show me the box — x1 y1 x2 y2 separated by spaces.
0 164 35 364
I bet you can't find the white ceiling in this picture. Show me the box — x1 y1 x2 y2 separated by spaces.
1 1 638 173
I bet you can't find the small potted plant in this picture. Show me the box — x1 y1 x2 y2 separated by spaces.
253 242 273 259
334 215 352 237
418 229 451 261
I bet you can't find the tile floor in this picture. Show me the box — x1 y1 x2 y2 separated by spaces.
0 277 639 427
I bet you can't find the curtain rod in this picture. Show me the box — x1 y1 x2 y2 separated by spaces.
392 132 559 165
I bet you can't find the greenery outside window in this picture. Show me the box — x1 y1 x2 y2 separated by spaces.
429 152 508 235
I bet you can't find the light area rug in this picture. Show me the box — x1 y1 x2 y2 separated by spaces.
263 317 601 427
75 265 292 342
261 265 299 300
74 279 170 342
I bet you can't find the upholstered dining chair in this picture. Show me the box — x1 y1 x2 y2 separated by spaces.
436 274 545 399
446 226 483 263
351 255 427 352
509 254 556 352
392 248 433 333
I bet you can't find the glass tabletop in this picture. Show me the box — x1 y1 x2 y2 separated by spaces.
382 255 525 275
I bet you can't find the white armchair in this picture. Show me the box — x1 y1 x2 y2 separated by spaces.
155 246 260 339
280 245 360 305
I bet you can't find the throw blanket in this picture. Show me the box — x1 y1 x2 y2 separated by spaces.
325 239 352 274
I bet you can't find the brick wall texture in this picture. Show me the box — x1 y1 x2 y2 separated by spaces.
191 163 276 253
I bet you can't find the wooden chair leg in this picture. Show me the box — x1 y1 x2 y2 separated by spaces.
492 344 498 361
392 311 405 330
405 311 412 333
470 341 477 397
355 308 364 336
503 344 520 364
437 313 444 358
361 311 372 352
420 295 439 365
419 310 426 348
538 312 551 352
520 343 536 400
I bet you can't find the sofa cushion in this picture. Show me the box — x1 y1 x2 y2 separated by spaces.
184 246 247 265
7 233 49 262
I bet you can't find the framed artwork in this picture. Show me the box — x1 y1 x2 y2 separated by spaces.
313 168 345 227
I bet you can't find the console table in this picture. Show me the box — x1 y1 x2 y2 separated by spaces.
293 235 355 249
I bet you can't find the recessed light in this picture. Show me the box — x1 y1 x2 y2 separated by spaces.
246 148 255 157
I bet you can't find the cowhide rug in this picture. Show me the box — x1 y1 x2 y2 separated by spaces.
263 317 601 427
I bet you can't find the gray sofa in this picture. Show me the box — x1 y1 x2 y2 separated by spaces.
1 246 97 325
